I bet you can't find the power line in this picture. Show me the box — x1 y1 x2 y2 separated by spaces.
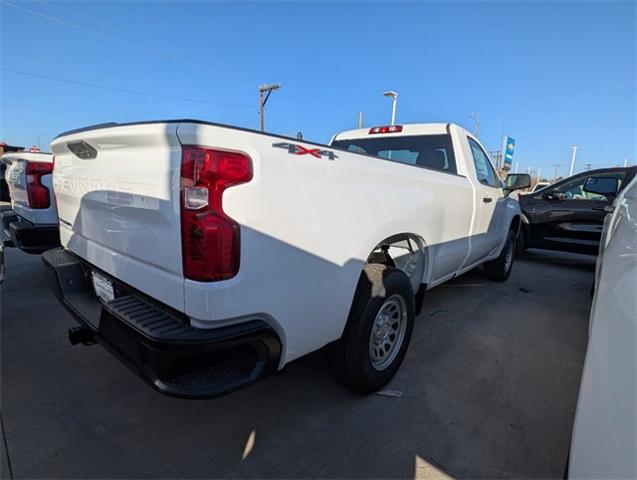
1 0 214 73
31 0 182 56
31 0 135 32
1 68 256 109
0 0 105 37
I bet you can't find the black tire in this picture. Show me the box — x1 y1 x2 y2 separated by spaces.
328 264 415 394
515 229 527 256
484 230 515 282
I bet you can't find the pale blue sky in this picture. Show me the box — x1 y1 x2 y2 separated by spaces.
1 1 635 177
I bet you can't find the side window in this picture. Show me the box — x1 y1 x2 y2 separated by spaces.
553 173 623 201
468 138 500 188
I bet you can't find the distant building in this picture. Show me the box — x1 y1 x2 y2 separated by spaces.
0 141 25 156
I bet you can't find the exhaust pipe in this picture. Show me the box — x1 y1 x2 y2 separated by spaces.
68 326 96 346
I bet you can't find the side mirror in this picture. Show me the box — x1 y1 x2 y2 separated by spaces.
583 176 619 197
504 173 531 194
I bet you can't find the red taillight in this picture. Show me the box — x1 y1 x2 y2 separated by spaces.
368 125 403 134
180 146 253 282
26 161 53 209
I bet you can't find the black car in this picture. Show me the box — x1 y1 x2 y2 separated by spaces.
516 166 637 255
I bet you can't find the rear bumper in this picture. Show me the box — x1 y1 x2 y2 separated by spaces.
41 248 282 399
2 210 59 254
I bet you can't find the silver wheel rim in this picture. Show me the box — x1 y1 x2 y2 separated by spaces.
369 294 408 371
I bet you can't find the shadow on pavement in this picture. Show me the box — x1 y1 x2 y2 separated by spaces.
0 247 592 479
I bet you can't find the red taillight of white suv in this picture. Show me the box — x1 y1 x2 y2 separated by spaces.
180 146 253 282
26 161 53 209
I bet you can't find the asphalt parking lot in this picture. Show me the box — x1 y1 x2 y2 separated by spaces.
1 245 593 479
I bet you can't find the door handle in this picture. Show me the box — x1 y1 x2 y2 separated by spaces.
592 205 614 213
482 197 493 203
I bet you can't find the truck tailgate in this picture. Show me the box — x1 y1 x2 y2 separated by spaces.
50 122 185 310
5 158 29 208
4 154 56 225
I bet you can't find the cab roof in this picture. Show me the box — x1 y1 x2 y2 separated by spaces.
333 123 453 142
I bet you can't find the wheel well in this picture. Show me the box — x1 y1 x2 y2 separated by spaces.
510 215 522 236
365 233 425 265
365 233 426 296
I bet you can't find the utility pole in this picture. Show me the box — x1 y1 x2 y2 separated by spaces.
624 157 629 167
258 83 282 131
382 91 398 125
537 168 542 181
495 124 505 170
358 112 363 128
36 133 50 150
552 163 561 180
498 134 507 170
585 163 593 171
470 112 480 137
568 145 579 176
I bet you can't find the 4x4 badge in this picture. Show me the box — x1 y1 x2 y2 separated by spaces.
272 142 338 160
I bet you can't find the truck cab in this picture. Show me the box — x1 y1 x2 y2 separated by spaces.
330 123 525 284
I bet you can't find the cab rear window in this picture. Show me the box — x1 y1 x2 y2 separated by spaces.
331 134 457 174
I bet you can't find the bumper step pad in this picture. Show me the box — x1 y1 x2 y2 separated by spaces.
1 210 59 254
42 248 281 398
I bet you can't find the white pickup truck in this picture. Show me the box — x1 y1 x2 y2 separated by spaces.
1 151 60 254
44 120 529 398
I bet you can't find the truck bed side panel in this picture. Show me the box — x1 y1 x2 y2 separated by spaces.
177 123 474 364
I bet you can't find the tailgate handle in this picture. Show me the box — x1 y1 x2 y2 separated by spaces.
67 141 98 159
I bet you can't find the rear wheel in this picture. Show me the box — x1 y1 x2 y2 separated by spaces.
328 264 415 393
484 230 515 282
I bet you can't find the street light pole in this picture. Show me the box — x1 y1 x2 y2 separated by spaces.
36 133 50 150
568 145 579 176
470 112 480 137
258 83 282 132
382 91 398 125
552 163 561 180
